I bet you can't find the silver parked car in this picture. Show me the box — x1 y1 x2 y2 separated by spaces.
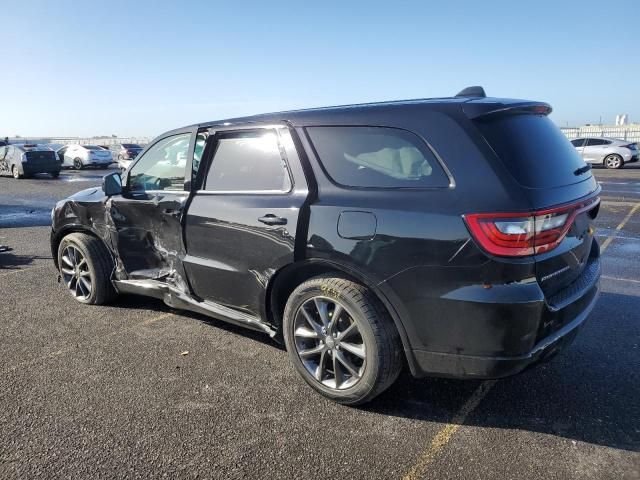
571 137 639 169
59 144 114 169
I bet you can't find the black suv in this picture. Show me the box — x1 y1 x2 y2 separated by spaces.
51 87 601 404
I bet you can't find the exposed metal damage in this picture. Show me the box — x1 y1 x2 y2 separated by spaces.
52 187 279 337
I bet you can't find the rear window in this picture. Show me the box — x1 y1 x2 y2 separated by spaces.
123 144 141 149
306 126 450 188
476 115 590 188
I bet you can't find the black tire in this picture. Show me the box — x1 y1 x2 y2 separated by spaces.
57 232 117 305
604 154 623 169
73 158 84 170
51 171 60 179
283 275 402 405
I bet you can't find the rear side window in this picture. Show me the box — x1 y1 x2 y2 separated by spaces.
307 126 449 188
204 130 291 192
571 139 586 147
476 115 590 188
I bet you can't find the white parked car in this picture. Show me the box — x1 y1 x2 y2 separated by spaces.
58 144 114 169
571 137 639 169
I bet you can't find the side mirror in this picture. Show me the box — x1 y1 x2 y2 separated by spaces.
102 171 122 196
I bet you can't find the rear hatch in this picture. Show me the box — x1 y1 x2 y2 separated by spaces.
25 149 58 167
87 147 112 161
470 104 600 301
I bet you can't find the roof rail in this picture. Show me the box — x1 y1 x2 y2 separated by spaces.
455 86 486 98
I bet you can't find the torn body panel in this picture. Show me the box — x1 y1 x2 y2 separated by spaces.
51 186 279 334
107 191 188 287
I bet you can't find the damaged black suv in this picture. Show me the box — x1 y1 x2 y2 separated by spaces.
51 87 601 405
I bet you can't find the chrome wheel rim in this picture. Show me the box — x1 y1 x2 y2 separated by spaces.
606 155 620 168
293 296 366 390
12 167 19 179
60 245 92 300
74 159 82 169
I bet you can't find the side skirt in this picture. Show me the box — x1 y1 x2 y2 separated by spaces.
113 279 276 337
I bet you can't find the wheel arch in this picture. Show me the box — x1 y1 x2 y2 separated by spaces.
265 258 417 373
51 224 112 270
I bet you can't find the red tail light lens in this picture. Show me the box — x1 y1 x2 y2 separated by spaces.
464 197 599 257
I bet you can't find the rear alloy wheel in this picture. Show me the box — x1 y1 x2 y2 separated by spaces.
604 154 623 169
283 276 402 405
73 158 84 170
58 233 117 305
12 165 23 179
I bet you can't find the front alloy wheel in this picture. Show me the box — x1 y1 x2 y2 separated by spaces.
283 276 402 405
57 233 117 305
60 244 92 300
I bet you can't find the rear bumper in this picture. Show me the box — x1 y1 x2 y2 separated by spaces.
86 160 113 166
22 163 61 174
386 251 601 380
630 154 639 163
410 284 598 378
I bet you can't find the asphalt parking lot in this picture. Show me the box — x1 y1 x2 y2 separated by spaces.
1 166 639 479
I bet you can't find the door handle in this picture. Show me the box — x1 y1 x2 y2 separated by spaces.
258 214 287 226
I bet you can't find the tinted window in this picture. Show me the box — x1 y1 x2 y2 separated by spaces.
122 144 141 149
571 139 586 147
476 114 589 188
129 133 190 191
586 138 606 146
83 145 101 150
307 126 449 188
193 132 208 178
204 130 291 192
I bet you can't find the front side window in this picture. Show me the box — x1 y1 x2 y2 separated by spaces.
128 133 191 191
204 130 291 192
586 138 605 146
306 126 449 188
571 139 586 147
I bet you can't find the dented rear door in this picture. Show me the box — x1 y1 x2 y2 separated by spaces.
183 125 310 317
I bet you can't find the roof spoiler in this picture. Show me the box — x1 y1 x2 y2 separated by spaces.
463 101 552 120
455 86 486 98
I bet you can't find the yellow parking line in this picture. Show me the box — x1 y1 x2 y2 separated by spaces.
0 263 49 277
2 312 173 375
402 380 497 480
600 203 640 253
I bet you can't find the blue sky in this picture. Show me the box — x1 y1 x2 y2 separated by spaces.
2 0 638 137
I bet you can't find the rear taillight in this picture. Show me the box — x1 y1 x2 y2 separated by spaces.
464 197 599 257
